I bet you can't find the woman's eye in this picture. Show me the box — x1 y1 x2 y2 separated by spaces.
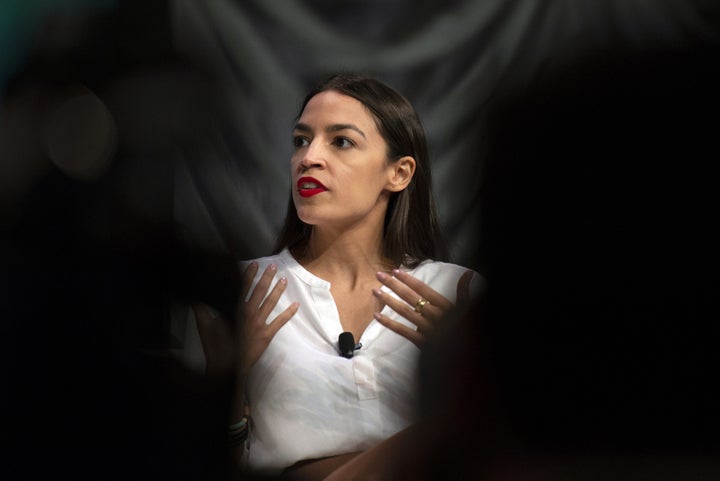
333 137 353 148
293 136 309 148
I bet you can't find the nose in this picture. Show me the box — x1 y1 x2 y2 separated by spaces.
296 141 326 172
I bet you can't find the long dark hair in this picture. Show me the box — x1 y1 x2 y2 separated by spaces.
272 73 448 267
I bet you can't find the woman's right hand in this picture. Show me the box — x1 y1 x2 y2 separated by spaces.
193 262 299 378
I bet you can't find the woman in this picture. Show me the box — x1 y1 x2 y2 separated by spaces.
194 73 481 479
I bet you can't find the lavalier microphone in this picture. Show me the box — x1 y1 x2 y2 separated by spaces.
338 332 362 358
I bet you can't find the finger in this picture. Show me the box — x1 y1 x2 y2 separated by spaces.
373 312 423 346
240 302 299 375
239 261 259 301
375 271 423 310
388 270 454 311
256 276 288 322
456 270 474 306
245 263 277 310
266 301 300 338
372 287 435 331
375 272 446 321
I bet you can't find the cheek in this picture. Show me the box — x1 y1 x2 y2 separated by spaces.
346 180 389 207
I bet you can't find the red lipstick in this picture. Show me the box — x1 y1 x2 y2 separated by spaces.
297 176 327 198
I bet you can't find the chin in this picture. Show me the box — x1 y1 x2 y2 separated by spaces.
295 207 320 226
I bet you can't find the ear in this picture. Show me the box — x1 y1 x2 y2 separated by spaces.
386 156 416 192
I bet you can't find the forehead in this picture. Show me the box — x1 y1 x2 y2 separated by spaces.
299 90 378 131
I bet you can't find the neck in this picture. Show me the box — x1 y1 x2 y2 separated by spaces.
297 220 393 284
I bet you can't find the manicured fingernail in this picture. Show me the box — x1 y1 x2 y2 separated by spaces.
291 302 300 309
279 276 287 284
376 271 388 281
269 264 277 271
372 288 382 297
373 312 383 321
392 269 401 276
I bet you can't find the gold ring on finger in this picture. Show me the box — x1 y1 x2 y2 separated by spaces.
414 297 429 315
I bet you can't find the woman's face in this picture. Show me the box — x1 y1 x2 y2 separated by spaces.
291 90 398 231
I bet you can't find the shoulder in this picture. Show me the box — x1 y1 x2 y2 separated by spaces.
238 248 294 272
408 259 469 275
407 259 478 282
406 259 485 300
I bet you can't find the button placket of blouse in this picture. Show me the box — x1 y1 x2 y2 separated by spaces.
352 354 378 400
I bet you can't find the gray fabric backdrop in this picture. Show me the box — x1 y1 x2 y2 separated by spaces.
168 0 719 270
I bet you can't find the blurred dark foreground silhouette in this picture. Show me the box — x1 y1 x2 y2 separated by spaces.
391 43 720 480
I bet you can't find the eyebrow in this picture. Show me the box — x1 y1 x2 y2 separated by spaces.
293 122 367 139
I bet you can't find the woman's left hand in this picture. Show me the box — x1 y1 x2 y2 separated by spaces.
372 269 474 346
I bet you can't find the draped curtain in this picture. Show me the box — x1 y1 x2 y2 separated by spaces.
170 0 720 269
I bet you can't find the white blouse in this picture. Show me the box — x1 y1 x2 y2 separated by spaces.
241 249 480 474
